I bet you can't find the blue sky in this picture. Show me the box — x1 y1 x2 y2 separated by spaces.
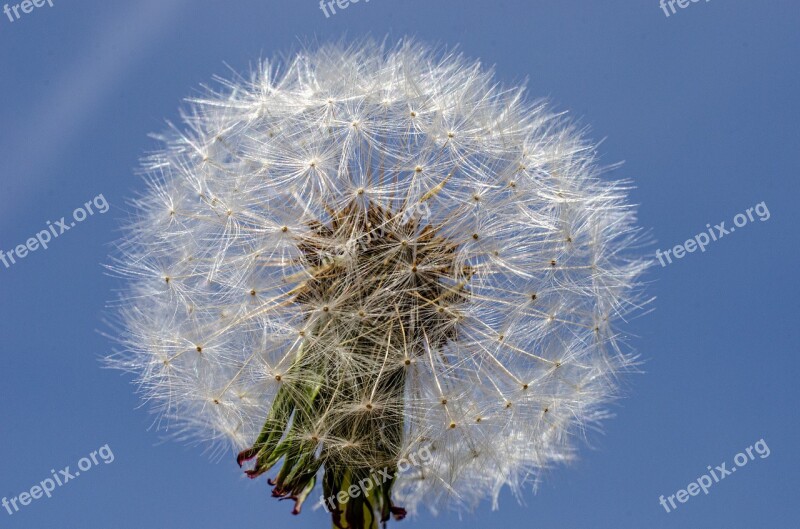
0 1 798 528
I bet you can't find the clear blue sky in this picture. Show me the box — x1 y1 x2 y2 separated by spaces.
1 1 798 527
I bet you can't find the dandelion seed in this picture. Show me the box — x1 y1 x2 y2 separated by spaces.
107 39 648 529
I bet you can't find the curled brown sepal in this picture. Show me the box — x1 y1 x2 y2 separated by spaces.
272 475 316 515
244 467 267 479
389 506 407 521
236 447 259 468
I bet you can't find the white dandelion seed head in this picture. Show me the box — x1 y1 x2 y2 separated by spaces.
108 38 649 515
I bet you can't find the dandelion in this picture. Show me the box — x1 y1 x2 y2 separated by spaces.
108 39 648 529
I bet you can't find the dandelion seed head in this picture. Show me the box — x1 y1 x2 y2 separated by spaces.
108 38 648 518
